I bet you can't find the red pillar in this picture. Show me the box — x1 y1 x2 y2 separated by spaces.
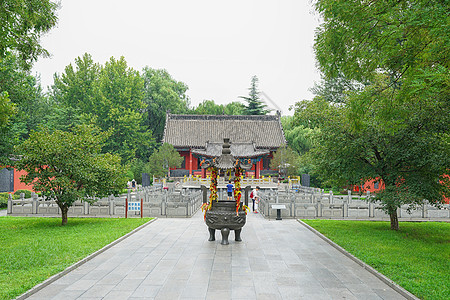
189 150 193 176
258 160 263 179
255 160 259 179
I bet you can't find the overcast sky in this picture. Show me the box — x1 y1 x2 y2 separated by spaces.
33 0 322 116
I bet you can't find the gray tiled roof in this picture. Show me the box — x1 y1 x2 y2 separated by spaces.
192 143 270 158
162 114 286 149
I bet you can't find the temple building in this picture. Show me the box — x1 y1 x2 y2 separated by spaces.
162 113 286 178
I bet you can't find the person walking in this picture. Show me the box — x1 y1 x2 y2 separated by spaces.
250 186 260 213
226 181 234 200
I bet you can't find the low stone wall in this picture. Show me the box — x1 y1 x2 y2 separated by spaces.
7 188 202 218
7 187 449 221
258 190 450 220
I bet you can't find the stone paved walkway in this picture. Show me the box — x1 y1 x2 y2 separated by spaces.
26 211 407 300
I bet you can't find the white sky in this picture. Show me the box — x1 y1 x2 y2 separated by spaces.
33 0 322 116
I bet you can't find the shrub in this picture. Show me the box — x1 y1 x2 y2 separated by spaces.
14 189 32 198
0 192 9 208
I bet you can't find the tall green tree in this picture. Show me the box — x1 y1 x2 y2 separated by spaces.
191 100 245 115
0 52 48 164
50 53 100 118
192 100 224 115
240 75 270 115
223 101 245 115
0 0 59 70
51 54 155 163
296 83 449 230
271 145 300 178
308 0 450 230
15 125 126 225
142 67 190 142
1 52 48 139
281 116 317 155
145 143 183 178
0 91 17 165
94 56 153 162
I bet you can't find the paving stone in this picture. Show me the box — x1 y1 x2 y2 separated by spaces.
112 278 144 291
205 290 232 300
65 279 97 291
26 283 68 299
103 290 134 300
49 290 85 300
373 288 407 300
180 284 208 299
81 284 115 298
130 285 161 298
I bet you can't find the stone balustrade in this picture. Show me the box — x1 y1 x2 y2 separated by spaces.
7 188 203 218
258 189 450 220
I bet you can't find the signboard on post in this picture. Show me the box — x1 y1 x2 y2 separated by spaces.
125 198 143 218
128 201 141 211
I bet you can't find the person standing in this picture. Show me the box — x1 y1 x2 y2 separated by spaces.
226 181 234 200
250 186 260 213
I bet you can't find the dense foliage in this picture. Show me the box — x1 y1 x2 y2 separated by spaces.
145 143 184 178
298 0 450 230
0 0 59 70
15 125 127 225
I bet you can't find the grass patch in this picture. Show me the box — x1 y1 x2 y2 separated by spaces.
302 220 450 300
0 217 152 300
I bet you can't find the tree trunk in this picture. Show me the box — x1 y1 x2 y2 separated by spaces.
389 209 399 231
61 205 69 226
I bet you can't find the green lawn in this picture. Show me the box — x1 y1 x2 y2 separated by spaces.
302 220 450 300
0 217 152 300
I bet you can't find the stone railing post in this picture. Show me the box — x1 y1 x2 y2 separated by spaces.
84 201 89 215
369 202 374 218
329 190 333 204
347 190 352 204
109 195 115 215
343 199 348 218
7 193 13 214
422 200 427 218
316 200 322 217
32 193 38 214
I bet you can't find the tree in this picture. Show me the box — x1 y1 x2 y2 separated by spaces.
224 101 245 115
51 54 155 163
145 143 183 178
15 125 127 225
0 0 59 69
191 100 245 115
308 0 450 230
50 53 100 118
1 52 48 139
270 145 300 178
94 57 154 162
281 116 316 155
0 52 48 164
295 91 449 230
240 75 270 115
192 100 224 115
142 67 190 142
0 91 17 164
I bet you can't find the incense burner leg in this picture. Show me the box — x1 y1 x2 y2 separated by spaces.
220 228 230 245
235 228 242 241
208 227 215 241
